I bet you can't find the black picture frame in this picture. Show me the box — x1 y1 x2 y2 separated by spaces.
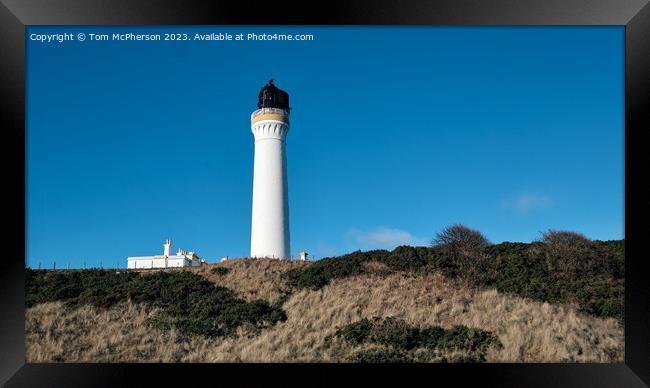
1 1 648 387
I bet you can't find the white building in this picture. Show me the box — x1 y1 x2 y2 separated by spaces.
250 79 291 260
127 239 203 269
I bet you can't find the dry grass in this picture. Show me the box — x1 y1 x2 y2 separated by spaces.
26 259 624 363
191 259 309 304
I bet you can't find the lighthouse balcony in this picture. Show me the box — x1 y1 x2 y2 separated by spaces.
252 107 289 117
251 107 290 125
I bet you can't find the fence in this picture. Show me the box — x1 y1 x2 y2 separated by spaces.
30 258 126 270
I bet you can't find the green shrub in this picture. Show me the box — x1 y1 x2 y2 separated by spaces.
599 240 625 278
285 231 624 320
571 276 624 319
25 268 286 338
348 346 486 363
492 240 624 321
336 317 500 363
538 230 609 281
26 269 139 308
383 246 427 272
283 249 389 290
334 317 372 345
348 347 413 363
210 267 230 276
283 264 331 290
369 316 420 350
449 354 487 363
336 317 501 353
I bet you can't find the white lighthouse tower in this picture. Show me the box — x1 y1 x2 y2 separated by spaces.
250 79 291 259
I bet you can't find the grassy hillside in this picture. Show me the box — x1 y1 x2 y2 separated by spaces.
26 238 624 362
284 239 624 320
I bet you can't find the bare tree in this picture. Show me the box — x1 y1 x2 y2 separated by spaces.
432 224 490 250
431 224 494 285
538 230 607 280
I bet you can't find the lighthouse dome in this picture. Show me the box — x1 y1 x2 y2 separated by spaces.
257 79 290 110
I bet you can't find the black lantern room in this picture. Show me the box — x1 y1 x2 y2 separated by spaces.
257 79 290 110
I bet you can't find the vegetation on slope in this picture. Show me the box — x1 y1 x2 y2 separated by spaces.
26 269 286 337
284 226 624 320
24 226 624 362
210 267 230 276
26 261 624 362
333 316 501 362
194 258 307 305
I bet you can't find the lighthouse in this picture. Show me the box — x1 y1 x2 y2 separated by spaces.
250 79 291 259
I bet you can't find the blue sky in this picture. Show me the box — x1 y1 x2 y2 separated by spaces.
26 26 624 268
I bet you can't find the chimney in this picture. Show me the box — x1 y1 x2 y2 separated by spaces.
164 239 172 257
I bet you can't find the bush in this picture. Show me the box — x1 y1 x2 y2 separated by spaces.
571 276 624 319
383 246 428 272
26 269 140 308
335 317 501 354
334 318 372 345
597 240 625 278
369 317 420 350
210 267 230 276
431 224 495 286
538 230 608 281
283 250 389 290
348 347 414 363
282 230 624 320
25 269 286 338
431 224 490 249
493 240 624 320
283 265 331 290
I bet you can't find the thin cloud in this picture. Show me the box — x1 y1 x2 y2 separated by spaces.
502 194 553 214
344 227 428 251
315 241 339 258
